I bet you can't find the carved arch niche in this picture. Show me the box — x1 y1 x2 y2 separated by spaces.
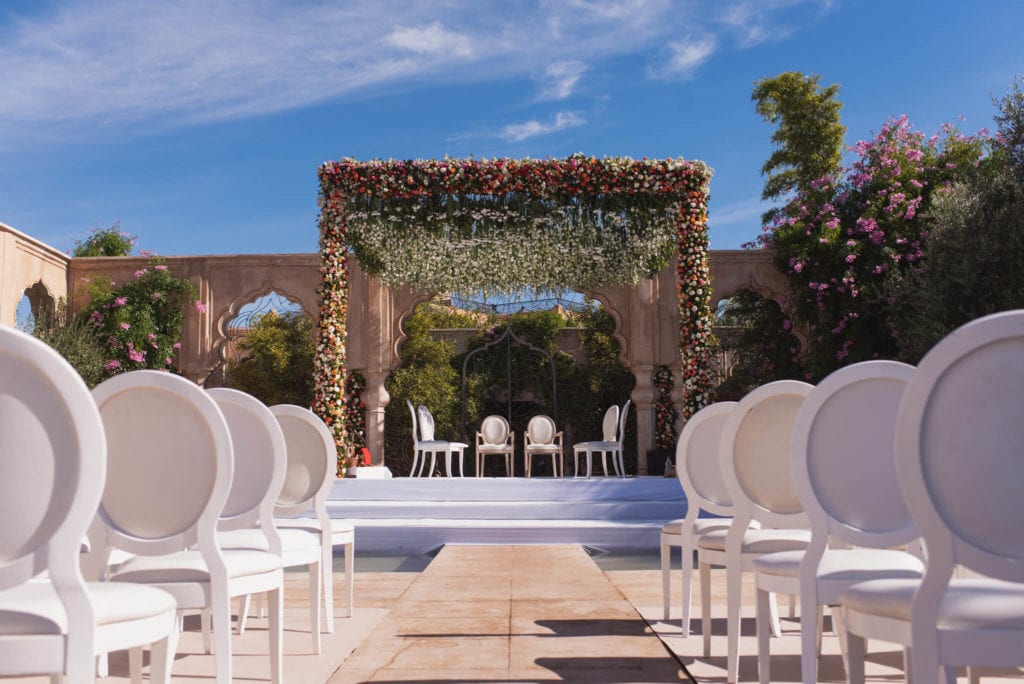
17 281 56 328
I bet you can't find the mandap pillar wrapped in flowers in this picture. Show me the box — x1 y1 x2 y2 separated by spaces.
314 155 713 471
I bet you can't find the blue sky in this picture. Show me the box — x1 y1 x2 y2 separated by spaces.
1 0 1021 257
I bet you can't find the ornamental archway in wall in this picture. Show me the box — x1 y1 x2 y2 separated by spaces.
315 155 714 470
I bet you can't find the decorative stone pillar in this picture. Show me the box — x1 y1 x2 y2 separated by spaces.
363 368 390 465
630 363 658 475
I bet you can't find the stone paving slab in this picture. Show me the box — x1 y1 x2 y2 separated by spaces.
329 545 687 683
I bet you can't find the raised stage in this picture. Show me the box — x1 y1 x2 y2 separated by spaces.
326 476 688 554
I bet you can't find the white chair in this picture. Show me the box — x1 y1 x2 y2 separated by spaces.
524 415 564 478
697 380 814 684
660 401 744 632
839 310 1024 684
0 326 178 684
89 370 284 684
407 399 425 477
573 399 630 477
753 361 924 684
475 414 515 476
209 390 324 654
234 405 356 639
417 405 469 477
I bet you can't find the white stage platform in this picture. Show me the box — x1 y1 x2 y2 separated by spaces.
326 476 688 554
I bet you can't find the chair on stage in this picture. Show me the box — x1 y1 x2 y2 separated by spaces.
475 414 515 476
417 405 469 477
524 415 564 478
573 399 630 477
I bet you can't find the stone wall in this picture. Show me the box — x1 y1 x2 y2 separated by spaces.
0 222 69 326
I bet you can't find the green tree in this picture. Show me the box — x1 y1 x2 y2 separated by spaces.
994 75 1024 183
752 72 846 215
72 223 137 257
32 301 107 388
226 310 316 406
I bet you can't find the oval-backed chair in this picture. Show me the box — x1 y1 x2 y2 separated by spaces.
0 327 178 684
524 415 564 478
839 310 1024 683
475 415 515 477
573 400 631 478
752 361 924 684
697 380 814 684
92 370 284 684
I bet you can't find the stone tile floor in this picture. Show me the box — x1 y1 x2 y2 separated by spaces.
8 545 1024 683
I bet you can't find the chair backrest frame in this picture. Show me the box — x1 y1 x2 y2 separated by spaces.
895 310 1024 585
719 379 814 529
526 415 559 446
600 405 619 442
417 405 436 441
478 415 511 447
676 401 737 520
617 399 632 447
270 404 336 523
791 360 918 550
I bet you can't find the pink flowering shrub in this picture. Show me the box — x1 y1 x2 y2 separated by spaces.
752 115 994 377
84 258 197 378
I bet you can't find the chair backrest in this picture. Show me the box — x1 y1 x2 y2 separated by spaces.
600 405 620 441
895 310 1024 584
719 379 814 528
479 415 510 446
417 405 436 441
791 361 917 548
91 370 233 559
407 399 419 445
0 326 106 595
676 401 737 519
270 405 336 520
527 415 557 445
617 399 632 446
208 388 286 549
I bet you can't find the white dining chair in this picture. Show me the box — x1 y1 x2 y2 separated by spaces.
89 370 284 684
417 404 469 477
209 389 324 654
753 361 924 684
524 415 564 477
407 399 424 477
0 326 178 684
839 310 1024 684
475 414 515 476
573 400 630 477
698 380 814 684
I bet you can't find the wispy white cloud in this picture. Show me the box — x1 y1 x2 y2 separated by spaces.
537 61 588 100
707 196 770 228
0 0 835 143
651 35 718 80
383 22 473 58
500 111 587 142
716 0 837 49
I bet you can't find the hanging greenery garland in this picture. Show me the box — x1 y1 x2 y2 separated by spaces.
314 155 714 452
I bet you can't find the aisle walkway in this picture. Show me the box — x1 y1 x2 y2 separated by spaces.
332 545 687 683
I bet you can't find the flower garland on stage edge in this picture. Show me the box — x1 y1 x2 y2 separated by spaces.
312 187 350 471
676 191 714 419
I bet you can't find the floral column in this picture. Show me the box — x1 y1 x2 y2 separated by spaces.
313 186 350 475
676 190 714 419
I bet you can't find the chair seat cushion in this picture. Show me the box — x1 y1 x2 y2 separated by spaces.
476 445 513 454
527 446 562 454
0 580 176 635
661 517 735 536
275 517 355 543
573 441 617 451
112 548 281 583
753 549 924 581
839 578 1024 630
697 527 811 554
218 527 319 553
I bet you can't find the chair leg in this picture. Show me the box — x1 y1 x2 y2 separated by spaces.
128 646 143 684
833 605 848 679
756 587 772 684
700 560 712 658
236 594 251 634
601 451 609 476
309 561 322 654
801 599 820 684
726 563 742 683
660 537 671 622
768 591 782 637
846 631 866 684
967 667 981 684
150 626 177 684
97 652 109 677
681 545 693 637
201 607 212 654
409 450 419 477
344 540 355 618
788 593 797 619
587 452 593 479
323 534 335 632
268 587 283 684
212 587 233 684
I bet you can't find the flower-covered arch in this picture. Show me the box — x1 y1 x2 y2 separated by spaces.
315 155 713 458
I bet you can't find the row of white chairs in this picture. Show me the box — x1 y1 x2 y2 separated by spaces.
410 399 633 478
0 325 354 684
660 309 1024 683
